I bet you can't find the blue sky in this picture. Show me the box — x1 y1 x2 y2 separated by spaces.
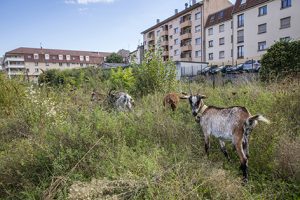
0 0 235 56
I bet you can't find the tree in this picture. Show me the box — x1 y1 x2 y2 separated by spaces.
106 53 123 63
260 40 300 81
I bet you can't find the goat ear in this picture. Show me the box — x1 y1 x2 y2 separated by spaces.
200 95 207 99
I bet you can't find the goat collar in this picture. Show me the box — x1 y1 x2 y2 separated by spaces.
198 104 208 116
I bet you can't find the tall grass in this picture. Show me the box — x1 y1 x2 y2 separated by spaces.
0 74 299 199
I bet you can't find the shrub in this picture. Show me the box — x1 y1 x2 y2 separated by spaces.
260 40 300 81
109 67 136 92
135 50 177 96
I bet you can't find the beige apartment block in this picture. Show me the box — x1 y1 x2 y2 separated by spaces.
3 47 111 82
141 0 232 62
232 0 300 63
205 6 234 66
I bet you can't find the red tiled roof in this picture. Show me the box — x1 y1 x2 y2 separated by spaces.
6 47 112 64
205 6 234 28
233 0 270 14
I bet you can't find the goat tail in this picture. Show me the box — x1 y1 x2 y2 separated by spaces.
247 115 270 125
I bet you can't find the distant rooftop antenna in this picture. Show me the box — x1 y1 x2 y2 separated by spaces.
40 42 43 49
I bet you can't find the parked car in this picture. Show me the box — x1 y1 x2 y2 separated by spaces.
221 65 233 73
209 65 223 74
227 63 244 73
243 60 261 72
197 66 212 75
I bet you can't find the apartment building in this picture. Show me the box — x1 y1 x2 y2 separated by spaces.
232 0 300 63
205 6 234 66
141 0 232 62
3 47 111 81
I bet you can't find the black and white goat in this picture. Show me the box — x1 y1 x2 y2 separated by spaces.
108 90 134 112
182 94 270 182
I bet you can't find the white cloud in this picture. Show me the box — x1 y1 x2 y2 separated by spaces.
65 0 115 4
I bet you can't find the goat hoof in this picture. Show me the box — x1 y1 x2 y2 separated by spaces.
242 178 248 185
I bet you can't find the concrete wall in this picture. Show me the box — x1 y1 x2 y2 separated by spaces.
205 19 233 66
233 0 300 63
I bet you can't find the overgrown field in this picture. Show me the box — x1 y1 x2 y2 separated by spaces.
0 71 299 199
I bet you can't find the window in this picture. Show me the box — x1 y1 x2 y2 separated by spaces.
34 54 39 60
237 45 244 58
174 49 179 56
258 5 267 16
157 30 160 36
195 38 201 45
219 11 224 19
280 36 291 42
208 28 213 35
237 14 244 28
174 28 179 34
66 55 71 60
281 0 291 9
169 25 173 29
231 35 233 43
195 50 201 57
45 54 49 60
174 39 179 45
237 30 244 43
80 55 84 61
35 68 39 73
195 12 201 20
209 40 213 47
85 56 90 61
59 63 63 67
59 55 63 60
219 37 225 45
209 53 213 60
280 17 291 29
219 51 225 59
258 23 267 34
169 35 173 39
195 25 201 33
219 24 225 32
170 46 173 50
231 49 233 57
258 41 267 51
35 62 38 66
28 55 32 59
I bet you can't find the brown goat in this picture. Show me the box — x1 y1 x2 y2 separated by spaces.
182 93 270 183
163 93 187 111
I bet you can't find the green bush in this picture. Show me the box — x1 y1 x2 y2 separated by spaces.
260 40 300 81
135 50 177 96
109 67 136 92
106 53 123 63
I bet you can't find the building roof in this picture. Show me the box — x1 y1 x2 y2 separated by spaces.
233 0 270 14
141 2 202 34
5 47 112 64
6 47 111 57
205 6 234 28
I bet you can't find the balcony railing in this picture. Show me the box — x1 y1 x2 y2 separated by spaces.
160 40 169 46
181 57 192 62
181 44 192 52
180 20 192 28
162 51 169 56
4 57 24 62
148 34 155 41
160 30 168 36
180 33 192 40
6 65 25 69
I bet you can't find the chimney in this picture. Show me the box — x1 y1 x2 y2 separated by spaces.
192 0 196 5
185 3 188 9
156 19 160 24
175 9 178 14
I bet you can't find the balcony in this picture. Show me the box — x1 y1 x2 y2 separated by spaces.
162 50 169 56
6 64 25 69
161 40 169 46
180 20 192 28
148 34 155 42
7 71 25 76
181 57 192 62
160 30 168 36
181 45 192 52
4 57 24 62
180 33 192 40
